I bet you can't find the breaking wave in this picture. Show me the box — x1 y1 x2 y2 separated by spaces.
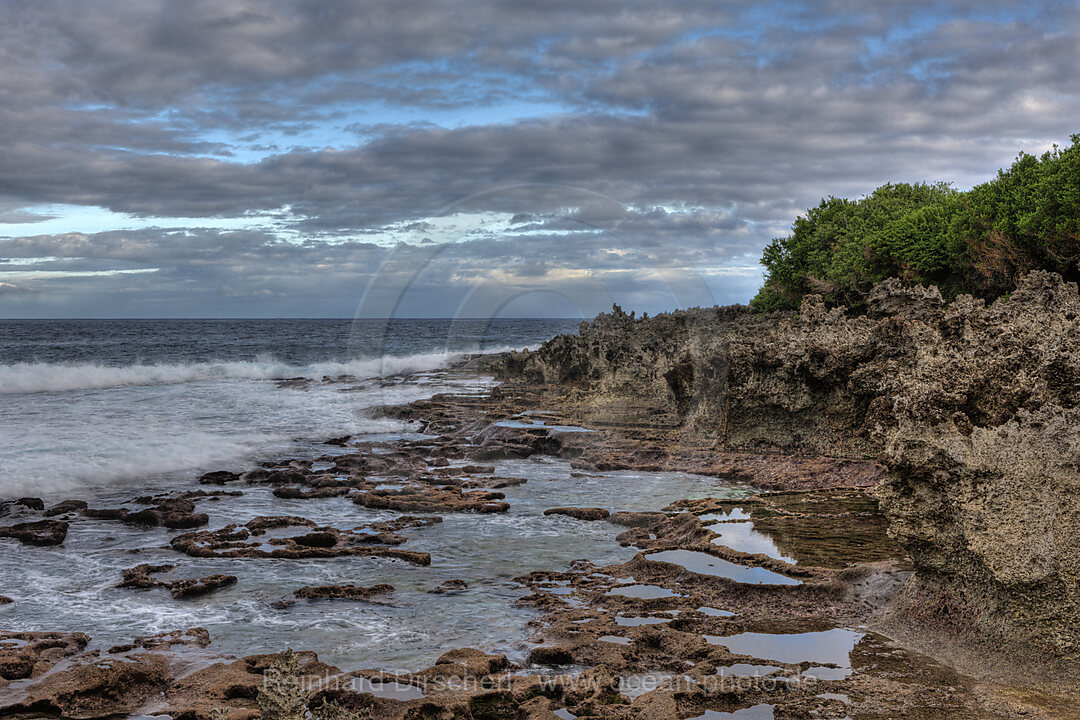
0 348 518 395
0 417 418 497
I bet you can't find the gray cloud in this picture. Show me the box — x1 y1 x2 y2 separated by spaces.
0 219 758 318
0 0 1077 316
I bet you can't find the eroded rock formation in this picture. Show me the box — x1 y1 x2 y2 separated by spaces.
501 271 1080 657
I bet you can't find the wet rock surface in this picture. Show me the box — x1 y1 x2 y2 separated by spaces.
428 579 468 595
0 631 89 683
168 515 432 565
0 519 68 546
293 584 395 601
44 500 88 517
502 271 1080 662
544 506 611 520
352 487 510 514
119 564 239 598
0 497 45 514
3 304 1079 719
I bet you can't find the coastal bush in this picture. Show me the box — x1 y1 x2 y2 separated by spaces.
753 134 1080 310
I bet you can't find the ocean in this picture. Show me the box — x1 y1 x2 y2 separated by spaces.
0 318 750 671
0 318 578 498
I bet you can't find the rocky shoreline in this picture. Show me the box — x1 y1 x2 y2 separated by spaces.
502 271 1080 663
2 274 1080 719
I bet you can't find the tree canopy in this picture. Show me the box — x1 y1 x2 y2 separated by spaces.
752 134 1080 311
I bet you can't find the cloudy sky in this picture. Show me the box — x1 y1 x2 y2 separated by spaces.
0 0 1077 318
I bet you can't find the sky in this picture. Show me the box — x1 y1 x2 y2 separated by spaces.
0 1 1078 319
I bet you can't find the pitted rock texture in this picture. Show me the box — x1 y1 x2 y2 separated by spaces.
169 515 431 565
292 583 394 601
501 271 1080 657
0 520 69 546
544 507 611 521
118 564 238 599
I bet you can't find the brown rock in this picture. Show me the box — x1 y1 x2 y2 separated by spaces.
433 648 514 677
428 579 468 594
353 487 510 514
122 627 212 652
169 574 237 598
118 563 177 589
544 507 610 521
528 646 575 666
293 584 394 600
199 470 241 484
487 476 528 488
117 564 237 598
272 485 351 499
6 654 171 718
0 631 89 683
44 499 87 517
83 507 130 520
500 271 1080 657
460 464 496 474
607 511 665 527
292 531 338 547
245 515 316 533
0 519 68 546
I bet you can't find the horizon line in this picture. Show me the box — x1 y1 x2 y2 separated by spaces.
0 316 590 321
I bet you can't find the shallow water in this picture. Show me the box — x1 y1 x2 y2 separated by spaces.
617 672 678 700
352 678 426 701
0 402 752 672
717 663 782 676
704 629 863 671
699 509 751 522
598 635 632 645
687 705 775 720
645 550 801 586
614 615 670 626
698 606 737 617
605 585 684 600
492 419 594 433
0 318 578 497
707 517 797 564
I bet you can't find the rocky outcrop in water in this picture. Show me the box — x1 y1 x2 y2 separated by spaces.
544 507 611 521
0 519 68 546
293 584 394 601
500 271 1080 658
118 564 238 599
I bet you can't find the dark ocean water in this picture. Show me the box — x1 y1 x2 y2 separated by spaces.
0 318 579 497
0 318 579 366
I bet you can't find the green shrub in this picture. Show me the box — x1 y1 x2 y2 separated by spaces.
752 134 1080 310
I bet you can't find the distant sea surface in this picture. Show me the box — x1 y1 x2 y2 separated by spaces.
0 319 579 498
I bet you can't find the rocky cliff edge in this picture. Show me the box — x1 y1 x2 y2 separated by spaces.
499 270 1080 658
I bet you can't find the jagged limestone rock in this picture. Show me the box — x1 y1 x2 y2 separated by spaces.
258 650 306 720
310 696 372 720
500 271 1080 657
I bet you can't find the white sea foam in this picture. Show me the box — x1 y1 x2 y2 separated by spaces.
0 416 418 497
0 348 514 395
0 344 527 497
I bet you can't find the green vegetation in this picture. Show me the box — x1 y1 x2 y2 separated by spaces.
752 134 1080 311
